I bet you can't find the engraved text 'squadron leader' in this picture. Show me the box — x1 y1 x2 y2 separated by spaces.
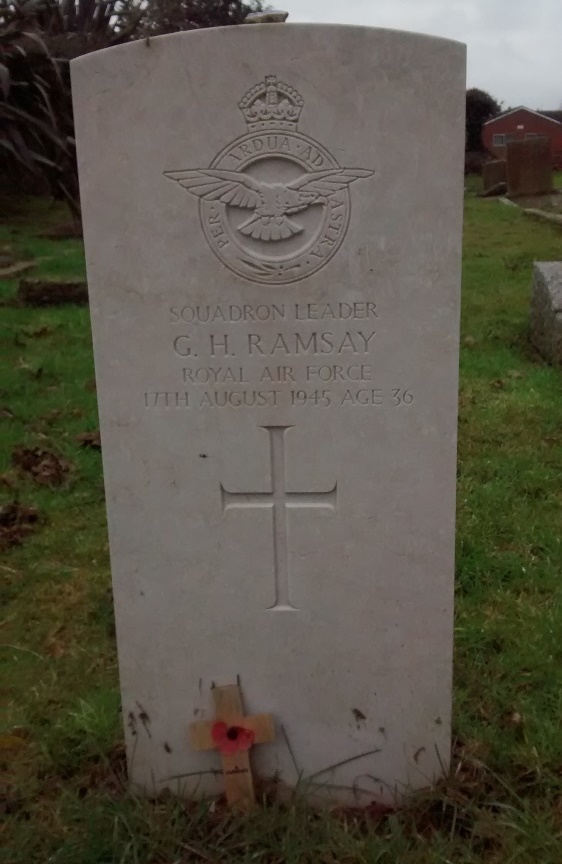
164 75 374 284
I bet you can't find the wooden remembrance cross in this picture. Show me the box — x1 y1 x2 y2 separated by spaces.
220 425 337 611
190 684 275 809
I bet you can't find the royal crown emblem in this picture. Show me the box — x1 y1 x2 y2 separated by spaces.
239 75 303 130
164 76 374 284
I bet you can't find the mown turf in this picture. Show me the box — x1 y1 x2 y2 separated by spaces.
1 190 561 863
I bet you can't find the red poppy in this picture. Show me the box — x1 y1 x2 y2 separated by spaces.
211 721 255 755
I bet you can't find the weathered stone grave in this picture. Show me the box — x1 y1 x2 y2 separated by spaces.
530 262 562 366
506 137 553 197
72 24 465 806
482 159 506 194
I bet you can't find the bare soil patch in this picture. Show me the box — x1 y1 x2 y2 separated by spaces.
18 279 88 306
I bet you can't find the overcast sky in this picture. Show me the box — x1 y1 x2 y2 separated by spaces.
282 0 561 110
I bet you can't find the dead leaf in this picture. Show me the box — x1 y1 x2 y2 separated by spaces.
457 738 491 760
0 735 26 753
0 501 39 527
0 470 18 489
76 430 101 450
9 727 31 740
477 704 491 722
0 501 40 550
44 638 64 659
472 817 503 840
42 409 62 425
12 447 70 487
24 325 55 339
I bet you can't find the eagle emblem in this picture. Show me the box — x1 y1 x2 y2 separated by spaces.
164 167 373 243
164 76 374 284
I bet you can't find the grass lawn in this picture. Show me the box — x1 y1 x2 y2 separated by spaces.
1 191 561 863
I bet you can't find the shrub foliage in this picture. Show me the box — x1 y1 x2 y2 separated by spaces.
0 0 263 218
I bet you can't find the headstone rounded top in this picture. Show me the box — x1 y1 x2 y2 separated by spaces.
245 10 288 24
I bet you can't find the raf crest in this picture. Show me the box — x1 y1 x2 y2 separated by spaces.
164 76 374 284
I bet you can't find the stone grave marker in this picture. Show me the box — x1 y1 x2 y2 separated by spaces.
71 24 466 806
506 137 553 197
482 159 506 192
530 262 562 366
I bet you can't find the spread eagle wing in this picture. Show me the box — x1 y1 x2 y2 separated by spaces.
163 168 264 209
284 168 374 213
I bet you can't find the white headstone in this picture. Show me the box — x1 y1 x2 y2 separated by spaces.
72 24 466 805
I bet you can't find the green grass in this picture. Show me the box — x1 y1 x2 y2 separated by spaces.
1 194 561 863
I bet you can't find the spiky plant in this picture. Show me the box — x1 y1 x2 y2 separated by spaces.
1 0 264 220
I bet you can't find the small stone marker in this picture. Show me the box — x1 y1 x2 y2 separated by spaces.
529 262 562 366
190 683 275 809
72 25 466 806
506 138 553 197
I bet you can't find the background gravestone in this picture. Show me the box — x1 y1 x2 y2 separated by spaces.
506 138 553 197
482 159 506 191
72 24 466 805
530 262 562 366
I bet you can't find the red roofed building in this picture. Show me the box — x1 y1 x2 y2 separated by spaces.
482 107 562 169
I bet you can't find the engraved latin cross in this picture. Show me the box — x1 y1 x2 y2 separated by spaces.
221 426 337 611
